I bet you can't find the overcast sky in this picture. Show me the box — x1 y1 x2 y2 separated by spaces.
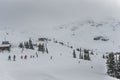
0 0 120 29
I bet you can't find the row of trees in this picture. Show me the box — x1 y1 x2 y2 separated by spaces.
106 52 120 79
19 38 34 50
38 44 48 53
73 48 91 61
52 39 73 49
19 38 49 53
52 38 92 61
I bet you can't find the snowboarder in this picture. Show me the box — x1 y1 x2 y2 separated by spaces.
8 55 11 61
13 55 16 61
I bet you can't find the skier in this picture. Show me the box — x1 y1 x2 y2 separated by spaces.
21 55 23 59
32 55 35 58
50 56 52 60
13 55 16 61
24 55 27 59
8 55 11 61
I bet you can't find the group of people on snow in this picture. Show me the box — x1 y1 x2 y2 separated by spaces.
8 55 16 61
8 52 39 61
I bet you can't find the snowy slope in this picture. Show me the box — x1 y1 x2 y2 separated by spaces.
52 18 120 53
0 17 119 80
0 40 118 80
0 0 119 80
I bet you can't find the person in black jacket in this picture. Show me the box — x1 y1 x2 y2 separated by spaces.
8 55 11 61
13 55 16 61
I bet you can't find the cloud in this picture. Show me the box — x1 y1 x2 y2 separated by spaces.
0 0 119 29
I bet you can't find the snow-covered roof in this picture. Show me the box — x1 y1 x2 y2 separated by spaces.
0 44 10 47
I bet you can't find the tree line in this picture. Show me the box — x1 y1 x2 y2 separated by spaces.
73 48 92 61
106 52 120 79
19 38 49 54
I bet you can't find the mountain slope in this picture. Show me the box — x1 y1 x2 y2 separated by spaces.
0 18 119 80
52 18 120 52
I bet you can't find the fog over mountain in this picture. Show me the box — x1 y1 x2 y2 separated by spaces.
0 0 120 30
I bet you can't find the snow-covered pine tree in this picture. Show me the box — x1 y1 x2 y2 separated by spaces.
42 44 45 53
38 44 45 53
38 44 42 51
79 48 83 59
106 53 115 77
73 50 76 58
29 38 34 50
84 49 90 60
117 54 120 72
115 54 120 79
19 42 24 48
24 41 29 49
87 52 91 61
84 49 87 60
46 47 48 54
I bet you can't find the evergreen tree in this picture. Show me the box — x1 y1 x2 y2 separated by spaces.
118 54 120 69
19 42 24 48
42 44 45 53
79 48 83 59
46 47 48 53
29 38 34 49
84 49 87 60
38 44 44 53
38 44 42 51
87 52 91 60
106 53 115 77
84 49 89 54
84 49 90 60
115 54 120 78
73 50 76 58
80 48 82 54
24 41 29 49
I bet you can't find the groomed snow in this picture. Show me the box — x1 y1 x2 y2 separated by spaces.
0 40 117 80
